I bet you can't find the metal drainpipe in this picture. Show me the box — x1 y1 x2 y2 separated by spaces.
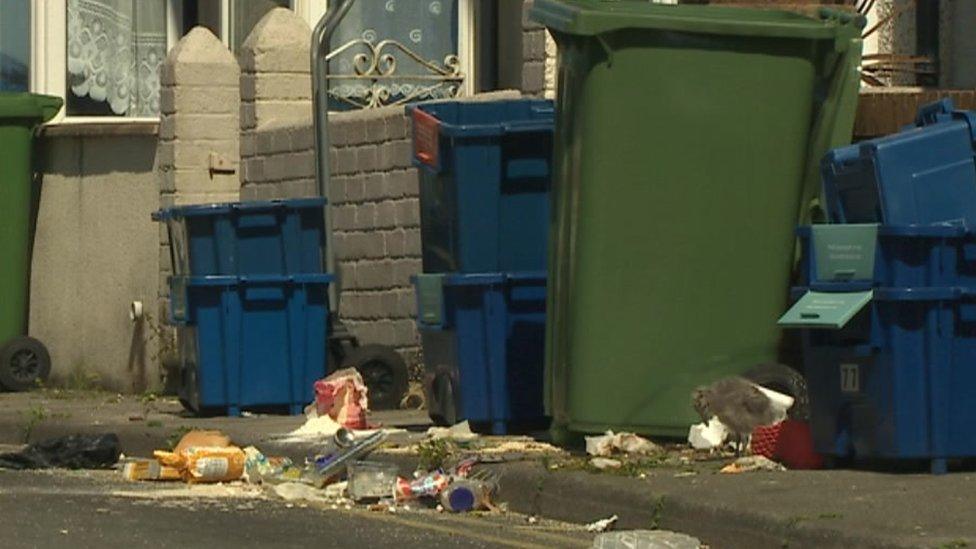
311 0 354 310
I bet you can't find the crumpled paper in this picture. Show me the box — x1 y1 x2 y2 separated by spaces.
313 368 369 430
585 431 659 457
720 455 786 474
688 416 731 450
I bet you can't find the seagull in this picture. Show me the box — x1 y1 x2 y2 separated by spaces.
691 376 784 455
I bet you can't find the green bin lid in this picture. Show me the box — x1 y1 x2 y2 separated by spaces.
0 93 63 123
778 290 872 329
811 224 878 281
531 0 864 41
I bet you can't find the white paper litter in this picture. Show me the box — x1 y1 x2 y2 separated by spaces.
585 431 659 457
687 416 731 450
589 457 622 470
426 420 479 442
593 530 702 549
586 515 619 533
273 482 329 502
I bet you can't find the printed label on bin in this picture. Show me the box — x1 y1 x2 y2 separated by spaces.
778 290 873 329
415 274 445 326
413 109 441 169
812 224 878 281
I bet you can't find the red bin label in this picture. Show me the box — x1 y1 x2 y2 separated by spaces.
412 108 440 169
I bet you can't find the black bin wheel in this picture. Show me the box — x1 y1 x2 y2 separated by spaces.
341 344 408 411
0 336 52 392
742 363 810 421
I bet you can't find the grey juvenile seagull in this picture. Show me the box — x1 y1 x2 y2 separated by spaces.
691 376 781 455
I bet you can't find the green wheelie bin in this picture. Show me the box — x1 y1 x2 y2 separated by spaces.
0 93 62 391
531 2 864 438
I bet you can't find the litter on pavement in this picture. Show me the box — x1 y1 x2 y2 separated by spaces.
312 368 370 430
0 433 120 470
585 431 659 457
585 515 619 533
720 455 786 474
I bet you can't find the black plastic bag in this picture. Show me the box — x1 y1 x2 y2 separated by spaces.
0 433 120 470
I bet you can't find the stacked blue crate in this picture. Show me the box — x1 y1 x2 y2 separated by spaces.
408 99 554 434
781 99 976 473
154 199 331 416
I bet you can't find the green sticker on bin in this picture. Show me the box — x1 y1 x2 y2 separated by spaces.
415 274 445 326
812 224 878 281
778 290 873 329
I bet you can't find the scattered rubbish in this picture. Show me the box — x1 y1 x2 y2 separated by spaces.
400 383 426 410
593 530 701 549
396 470 450 500
313 368 370 430
367 499 398 513
590 457 622 470
274 482 329 503
305 430 388 488
720 455 787 474
751 420 823 470
688 417 731 450
0 433 120 470
527 515 538 525
585 431 659 457
324 481 348 500
121 458 182 482
279 412 345 442
155 445 246 484
692 377 792 453
242 446 294 484
586 515 619 533
347 461 399 501
426 420 479 443
173 430 232 453
673 471 697 479
440 479 494 513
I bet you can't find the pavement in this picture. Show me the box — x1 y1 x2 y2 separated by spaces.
1 390 975 548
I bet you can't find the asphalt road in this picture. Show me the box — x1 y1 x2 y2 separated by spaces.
0 469 595 549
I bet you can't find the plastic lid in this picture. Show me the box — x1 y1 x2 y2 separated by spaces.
153 197 327 220
0 93 63 123
531 0 864 42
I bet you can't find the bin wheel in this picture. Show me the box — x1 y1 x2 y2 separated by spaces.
0 336 52 392
429 373 458 427
341 345 408 411
743 363 810 421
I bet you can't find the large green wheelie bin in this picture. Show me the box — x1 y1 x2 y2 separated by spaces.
531 2 864 437
0 93 62 391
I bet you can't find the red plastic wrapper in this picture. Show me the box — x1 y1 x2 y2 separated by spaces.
395 472 450 500
314 368 368 430
751 420 823 470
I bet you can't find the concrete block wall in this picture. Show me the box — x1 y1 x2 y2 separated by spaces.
240 108 422 364
156 27 242 383
521 1 550 98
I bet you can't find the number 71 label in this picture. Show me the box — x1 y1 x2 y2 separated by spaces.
840 363 860 393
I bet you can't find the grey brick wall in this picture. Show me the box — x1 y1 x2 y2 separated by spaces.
240 106 421 365
522 1 548 97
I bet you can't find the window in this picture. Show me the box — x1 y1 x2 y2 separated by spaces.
327 0 461 110
0 0 30 92
65 0 167 117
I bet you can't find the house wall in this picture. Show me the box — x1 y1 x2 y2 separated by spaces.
29 129 161 392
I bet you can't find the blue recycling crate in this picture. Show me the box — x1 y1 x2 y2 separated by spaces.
169 274 332 416
153 198 326 276
822 98 976 227
414 272 548 435
789 285 976 474
797 224 976 289
408 99 554 273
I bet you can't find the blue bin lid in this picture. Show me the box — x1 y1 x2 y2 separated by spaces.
153 198 327 221
182 273 334 287
407 99 555 138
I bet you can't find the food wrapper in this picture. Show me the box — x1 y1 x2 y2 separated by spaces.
314 368 369 430
155 446 245 484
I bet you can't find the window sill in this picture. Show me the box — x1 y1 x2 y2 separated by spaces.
38 120 160 138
